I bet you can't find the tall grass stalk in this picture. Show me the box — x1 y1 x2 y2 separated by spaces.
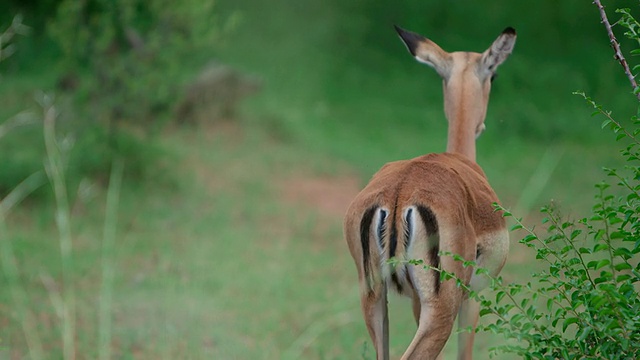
0 172 46 359
0 111 37 140
98 159 124 360
42 95 76 360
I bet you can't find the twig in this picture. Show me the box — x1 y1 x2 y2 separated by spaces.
593 0 640 100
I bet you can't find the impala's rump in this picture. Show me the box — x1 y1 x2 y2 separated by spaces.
358 200 441 296
350 152 495 292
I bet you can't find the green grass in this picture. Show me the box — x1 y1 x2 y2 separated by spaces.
0 112 620 359
1 0 638 358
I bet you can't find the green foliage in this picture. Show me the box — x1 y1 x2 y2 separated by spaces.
477 196 640 358
48 0 219 126
463 6 640 359
0 1 223 195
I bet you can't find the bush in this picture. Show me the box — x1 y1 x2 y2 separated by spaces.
46 0 220 182
0 1 225 195
470 4 640 359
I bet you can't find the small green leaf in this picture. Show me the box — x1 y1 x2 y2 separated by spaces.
596 259 610 270
522 234 537 243
578 247 591 254
610 231 625 239
452 254 465 262
562 317 579 332
616 274 632 282
613 247 632 258
593 243 608 252
570 229 582 240
614 262 632 271
609 217 623 225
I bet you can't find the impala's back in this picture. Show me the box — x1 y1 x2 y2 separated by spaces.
344 26 515 360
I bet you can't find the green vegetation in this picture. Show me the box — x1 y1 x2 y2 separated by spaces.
1 0 639 358
471 7 640 357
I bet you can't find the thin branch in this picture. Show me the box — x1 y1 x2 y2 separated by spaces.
593 0 640 100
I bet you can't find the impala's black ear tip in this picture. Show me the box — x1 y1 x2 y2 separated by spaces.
394 25 422 56
502 27 516 35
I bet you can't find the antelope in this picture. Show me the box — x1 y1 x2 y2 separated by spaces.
343 26 516 360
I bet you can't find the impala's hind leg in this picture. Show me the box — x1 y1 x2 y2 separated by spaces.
457 229 509 359
402 258 465 359
402 289 460 359
361 283 389 360
410 290 445 360
411 292 421 326
457 298 480 360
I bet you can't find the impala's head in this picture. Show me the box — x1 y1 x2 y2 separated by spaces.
394 26 516 156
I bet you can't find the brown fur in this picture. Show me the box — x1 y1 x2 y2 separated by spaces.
344 26 516 360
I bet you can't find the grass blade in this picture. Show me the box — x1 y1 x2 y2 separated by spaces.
42 95 76 360
99 159 124 360
0 172 46 360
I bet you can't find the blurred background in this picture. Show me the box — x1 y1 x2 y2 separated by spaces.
0 0 638 358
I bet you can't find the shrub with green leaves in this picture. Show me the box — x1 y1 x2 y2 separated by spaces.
49 0 220 126
476 190 640 358
470 4 640 359
46 0 221 183
1 1 226 194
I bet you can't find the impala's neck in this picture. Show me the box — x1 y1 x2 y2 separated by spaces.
446 118 477 162
442 65 489 163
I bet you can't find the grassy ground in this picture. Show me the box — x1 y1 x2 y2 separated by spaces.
1 0 638 359
1 118 532 359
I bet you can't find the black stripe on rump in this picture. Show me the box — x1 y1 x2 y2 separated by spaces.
360 206 378 290
428 245 441 294
389 224 398 258
403 208 413 249
376 209 387 249
417 205 440 294
390 207 403 293
416 205 438 234
389 196 399 258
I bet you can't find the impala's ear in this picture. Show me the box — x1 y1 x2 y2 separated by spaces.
481 27 516 74
394 25 451 78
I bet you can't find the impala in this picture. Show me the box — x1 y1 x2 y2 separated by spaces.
344 26 516 359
